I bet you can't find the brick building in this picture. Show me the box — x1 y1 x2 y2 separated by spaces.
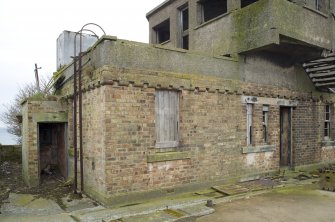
22 0 335 205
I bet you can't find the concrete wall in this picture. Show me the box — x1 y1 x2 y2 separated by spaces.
58 38 316 95
147 0 333 56
56 30 98 70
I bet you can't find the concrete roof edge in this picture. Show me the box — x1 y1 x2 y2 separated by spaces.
146 0 175 19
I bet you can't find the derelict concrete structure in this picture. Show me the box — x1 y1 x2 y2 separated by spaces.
22 0 335 205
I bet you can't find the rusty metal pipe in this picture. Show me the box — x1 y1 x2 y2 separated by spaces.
79 35 84 192
73 23 106 194
73 40 78 194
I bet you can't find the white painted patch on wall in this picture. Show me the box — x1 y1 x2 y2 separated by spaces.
246 153 256 166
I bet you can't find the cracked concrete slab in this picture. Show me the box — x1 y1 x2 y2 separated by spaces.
1 193 63 216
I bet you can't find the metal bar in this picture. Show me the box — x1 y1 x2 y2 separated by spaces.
315 82 335 87
72 23 105 194
309 71 335 78
303 57 335 67
312 76 335 82
306 64 335 73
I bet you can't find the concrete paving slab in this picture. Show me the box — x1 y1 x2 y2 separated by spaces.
0 213 75 222
62 194 99 212
197 185 335 222
71 197 207 222
177 203 214 217
122 211 178 222
1 193 64 216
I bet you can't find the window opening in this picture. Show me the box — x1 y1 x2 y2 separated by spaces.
247 103 253 145
155 90 179 148
241 0 259 8
324 104 331 139
180 6 189 50
153 19 170 44
262 105 269 143
316 0 328 13
198 0 227 23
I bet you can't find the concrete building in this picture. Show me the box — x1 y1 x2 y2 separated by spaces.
22 0 335 205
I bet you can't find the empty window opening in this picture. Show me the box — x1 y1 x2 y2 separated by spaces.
262 105 269 143
324 105 331 139
316 0 327 12
198 0 227 24
155 90 180 148
39 123 67 183
153 19 170 44
179 6 189 50
247 103 253 145
241 0 259 8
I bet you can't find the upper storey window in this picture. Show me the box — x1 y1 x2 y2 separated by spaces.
179 5 189 50
316 0 328 13
241 0 259 8
198 0 227 24
153 19 170 44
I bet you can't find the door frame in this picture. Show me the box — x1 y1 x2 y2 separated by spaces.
37 122 68 184
280 106 293 168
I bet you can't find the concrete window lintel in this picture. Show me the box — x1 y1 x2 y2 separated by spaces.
33 112 68 123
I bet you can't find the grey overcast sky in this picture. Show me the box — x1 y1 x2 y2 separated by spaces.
0 0 164 128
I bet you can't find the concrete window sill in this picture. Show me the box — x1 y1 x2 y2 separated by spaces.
321 140 335 147
242 145 276 154
147 151 190 163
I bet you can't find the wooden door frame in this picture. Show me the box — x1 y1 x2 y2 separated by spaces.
280 107 293 168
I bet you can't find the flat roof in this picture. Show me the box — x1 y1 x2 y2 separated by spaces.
146 0 175 19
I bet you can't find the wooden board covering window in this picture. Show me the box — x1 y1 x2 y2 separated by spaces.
155 90 179 148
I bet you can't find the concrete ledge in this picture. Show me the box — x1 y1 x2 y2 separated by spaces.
147 152 190 163
242 145 276 154
33 112 68 123
321 140 335 147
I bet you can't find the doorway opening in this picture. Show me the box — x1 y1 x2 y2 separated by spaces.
280 107 292 167
38 123 67 183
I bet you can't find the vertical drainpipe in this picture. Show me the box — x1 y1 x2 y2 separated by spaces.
73 38 78 193
79 35 84 193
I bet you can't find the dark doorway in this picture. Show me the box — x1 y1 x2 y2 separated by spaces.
280 107 291 167
38 123 67 183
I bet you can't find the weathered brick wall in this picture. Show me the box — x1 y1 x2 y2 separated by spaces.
59 65 335 203
104 85 155 194
100 82 284 198
292 100 322 165
321 146 335 162
21 99 67 187
81 86 108 197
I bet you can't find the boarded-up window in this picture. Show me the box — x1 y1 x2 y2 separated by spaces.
155 90 179 148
